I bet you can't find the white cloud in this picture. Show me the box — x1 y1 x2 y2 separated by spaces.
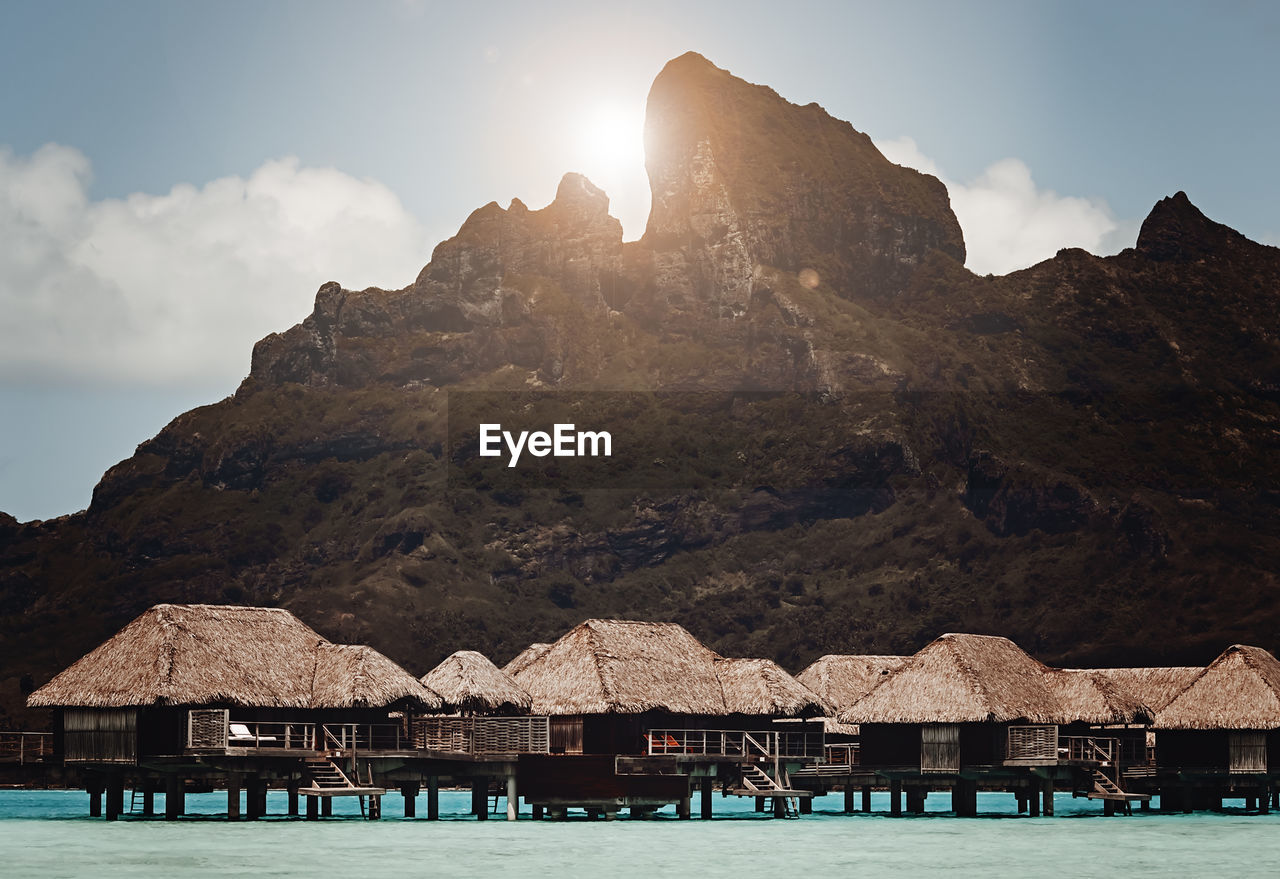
875 137 1126 276
0 144 431 387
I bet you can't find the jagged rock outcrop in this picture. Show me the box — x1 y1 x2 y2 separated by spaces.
641 52 965 314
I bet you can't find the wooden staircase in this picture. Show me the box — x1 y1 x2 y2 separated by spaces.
299 757 385 798
727 764 813 815
1087 768 1150 803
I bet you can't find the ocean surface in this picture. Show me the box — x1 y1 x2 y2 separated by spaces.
4 789 1279 878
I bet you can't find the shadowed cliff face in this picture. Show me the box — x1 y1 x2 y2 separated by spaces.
4 54 1280 728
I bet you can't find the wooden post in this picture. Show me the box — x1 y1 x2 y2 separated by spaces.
321 797 332 817
287 782 299 817
890 779 902 815
402 784 418 818
105 775 124 821
506 775 518 821
1042 779 1054 817
799 796 813 815
1246 795 1258 812
1261 786 1270 815
87 779 103 818
906 787 925 814
472 778 488 820
165 775 183 820
772 797 786 818
1139 797 1150 812
843 786 854 814
141 784 155 817
1182 785 1192 814
700 778 713 820
1103 799 1116 817
678 794 692 819
369 795 381 820
427 776 440 821
532 804 544 820
248 777 267 819
306 795 319 820
754 796 765 812
1029 788 1041 817
862 785 872 812
603 809 617 821
227 773 242 820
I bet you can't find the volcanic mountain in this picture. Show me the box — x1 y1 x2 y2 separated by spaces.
3 53 1279 726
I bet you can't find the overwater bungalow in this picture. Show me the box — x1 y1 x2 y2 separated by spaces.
421 650 532 716
1150 645 1280 810
839 633 1150 815
27 604 442 819
508 619 827 817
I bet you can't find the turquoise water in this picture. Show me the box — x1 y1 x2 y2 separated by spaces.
4 790 1280 878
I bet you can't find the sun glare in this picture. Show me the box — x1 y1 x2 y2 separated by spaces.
578 103 645 180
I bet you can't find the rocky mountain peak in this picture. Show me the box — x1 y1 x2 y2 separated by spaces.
642 52 965 310
1136 191 1248 262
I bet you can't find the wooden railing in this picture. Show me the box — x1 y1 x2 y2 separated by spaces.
187 711 410 753
1005 726 1121 765
414 717 550 754
0 731 53 764
646 729 825 760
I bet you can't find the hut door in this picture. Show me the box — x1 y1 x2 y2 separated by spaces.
1229 731 1267 773
921 724 961 773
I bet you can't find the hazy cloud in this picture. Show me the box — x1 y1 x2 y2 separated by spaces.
875 137 1127 275
0 144 430 387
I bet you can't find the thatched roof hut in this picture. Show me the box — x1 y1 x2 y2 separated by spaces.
714 658 829 717
1071 666 1201 714
311 644 443 710
27 604 441 711
840 633 1145 726
503 643 551 676
422 650 532 715
1053 669 1151 725
1155 645 1280 730
796 655 908 713
511 619 729 716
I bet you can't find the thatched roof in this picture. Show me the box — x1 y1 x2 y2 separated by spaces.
1052 670 1150 725
502 643 551 676
715 658 829 717
27 604 440 710
311 644 443 710
422 650 531 714
1071 666 1202 714
1155 645 1280 730
840 633 1145 725
796 655 908 713
512 619 730 715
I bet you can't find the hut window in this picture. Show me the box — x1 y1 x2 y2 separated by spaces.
550 717 584 755
64 708 138 764
1229 731 1267 773
921 724 960 773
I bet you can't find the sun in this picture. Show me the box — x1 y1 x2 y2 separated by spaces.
576 103 645 185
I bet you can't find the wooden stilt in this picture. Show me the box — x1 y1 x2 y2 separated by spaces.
755 796 765 812
772 797 785 818
402 784 418 818
88 779 103 818
287 782 299 817
700 778 713 819
506 775 518 821
678 794 691 819
369 795 381 820
1103 799 1116 817
799 796 813 815
1261 786 1270 815
532 804 544 820
227 773 242 820
603 809 617 821
246 777 264 820
321 797 332 817
862 785 872 812
472 778 489 820
1042 779 1054 817
843 786 854 814
1246 795 1258 812
1139 797 1150 812
906 787 925 814
142 785 155 817
890 779 902 815
306 795 319 820
427 776 440 821
1029 788 1041 818
105 775 124 821
165 775 183 820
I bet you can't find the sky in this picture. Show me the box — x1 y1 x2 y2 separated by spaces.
1 0 1277 522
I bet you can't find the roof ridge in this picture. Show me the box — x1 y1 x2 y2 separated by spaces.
943 636 990 720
